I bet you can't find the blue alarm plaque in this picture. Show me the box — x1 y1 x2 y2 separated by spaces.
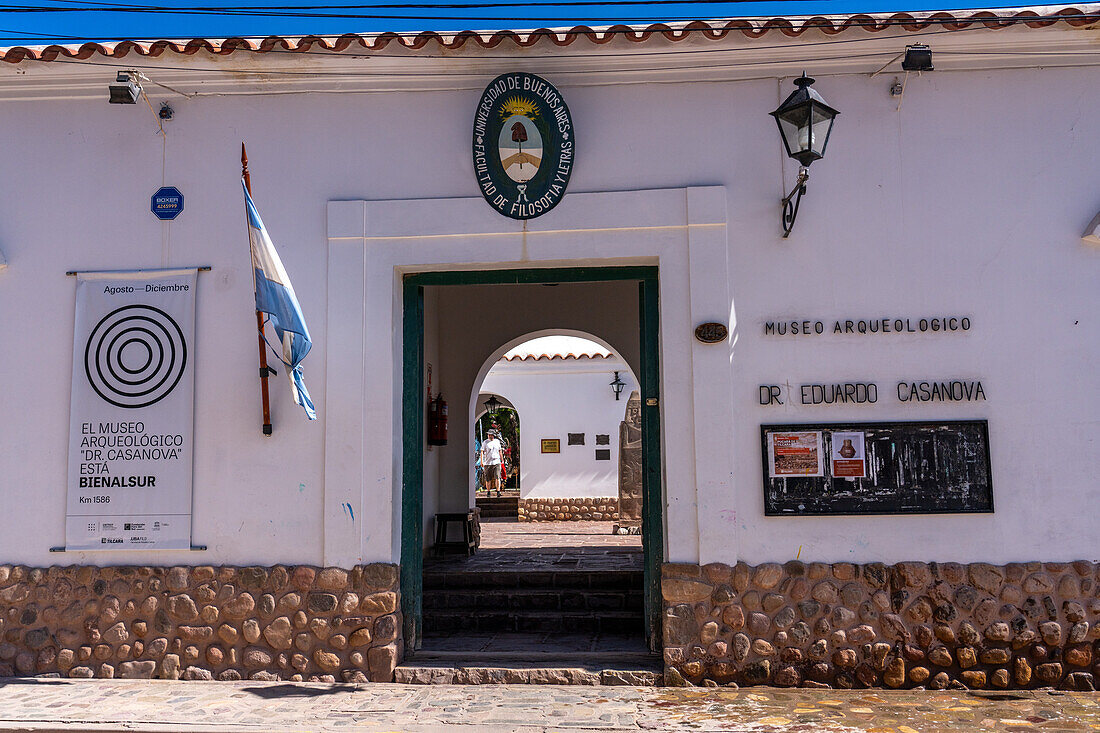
151 187 184 220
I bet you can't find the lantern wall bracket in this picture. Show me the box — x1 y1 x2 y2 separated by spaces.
781 166 809 238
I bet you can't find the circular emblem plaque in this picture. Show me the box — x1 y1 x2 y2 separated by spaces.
472 73 574 220
694 322 729 344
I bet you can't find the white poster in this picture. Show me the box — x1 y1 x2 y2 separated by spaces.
66 269 197 550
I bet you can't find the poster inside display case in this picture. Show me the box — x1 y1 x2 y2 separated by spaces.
761 421 993 516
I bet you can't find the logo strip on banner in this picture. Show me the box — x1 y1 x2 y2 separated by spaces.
65 269 198 551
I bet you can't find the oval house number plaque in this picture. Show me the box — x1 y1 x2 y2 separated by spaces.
695 322 728 343
473 73 574 220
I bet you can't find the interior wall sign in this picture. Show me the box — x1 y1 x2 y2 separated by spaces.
472 73 574 220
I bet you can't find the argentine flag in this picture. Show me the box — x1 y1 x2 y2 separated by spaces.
243 179 316 420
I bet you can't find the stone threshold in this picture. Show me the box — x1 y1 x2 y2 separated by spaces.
395 651 663 685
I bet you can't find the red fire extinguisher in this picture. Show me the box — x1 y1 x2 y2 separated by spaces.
428 394 448 446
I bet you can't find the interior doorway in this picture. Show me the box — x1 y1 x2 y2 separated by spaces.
474 393 519 491
401 267 663 663
473 392 520 520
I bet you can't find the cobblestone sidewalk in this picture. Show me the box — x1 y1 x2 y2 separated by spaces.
0 679 1098 732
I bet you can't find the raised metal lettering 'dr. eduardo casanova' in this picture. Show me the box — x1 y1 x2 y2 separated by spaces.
473 73 574 220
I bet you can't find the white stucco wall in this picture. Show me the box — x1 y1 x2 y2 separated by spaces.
480 355 638 499
0 40 1096 568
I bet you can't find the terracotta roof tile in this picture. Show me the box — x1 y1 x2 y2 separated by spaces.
2 5 1097 63
502 353 614 362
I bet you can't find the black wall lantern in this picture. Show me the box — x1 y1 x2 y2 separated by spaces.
610 371 626 401
483 394 501 414
770 74 840 237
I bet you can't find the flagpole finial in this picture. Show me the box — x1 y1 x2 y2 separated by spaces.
241 143 252 195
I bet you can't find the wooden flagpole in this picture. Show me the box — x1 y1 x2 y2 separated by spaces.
242 144 274 436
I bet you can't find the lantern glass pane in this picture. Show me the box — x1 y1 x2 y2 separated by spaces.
778 115 803 155
810 105 834 156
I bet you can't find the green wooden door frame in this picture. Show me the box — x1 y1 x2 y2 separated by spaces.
638 276 663 651
400 266 663 652
401 283 425 649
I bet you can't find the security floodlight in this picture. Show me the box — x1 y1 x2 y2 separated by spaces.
109 71 142 104
902 45 934 72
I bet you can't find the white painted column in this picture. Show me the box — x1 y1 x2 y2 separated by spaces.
324 201 369 566
686 187 737 565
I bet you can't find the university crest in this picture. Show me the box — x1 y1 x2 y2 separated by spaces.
472 73 574 220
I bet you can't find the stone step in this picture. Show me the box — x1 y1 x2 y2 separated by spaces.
475 496 519 505
474 500 518 517
395 652 662 686
423 588 643 612
423 569 643 591
476 509 518 518
423 610 644 634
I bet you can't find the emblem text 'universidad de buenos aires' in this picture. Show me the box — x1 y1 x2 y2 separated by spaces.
473 73 574 220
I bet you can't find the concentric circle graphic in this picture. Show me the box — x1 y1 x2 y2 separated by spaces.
84 304 187 409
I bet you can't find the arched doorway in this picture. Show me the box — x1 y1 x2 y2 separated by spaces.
474 392 521 530
401 267 663 660
474 392 520 493
472 334 639 518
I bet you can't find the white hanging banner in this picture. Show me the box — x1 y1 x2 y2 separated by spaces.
66 269 197 550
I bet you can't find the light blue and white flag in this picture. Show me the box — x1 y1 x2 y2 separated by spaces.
243 179 316 420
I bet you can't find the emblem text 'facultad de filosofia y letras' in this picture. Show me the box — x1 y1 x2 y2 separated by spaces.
473 73 573 220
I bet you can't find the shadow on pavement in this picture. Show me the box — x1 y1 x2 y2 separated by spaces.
0 677 67 686
243 683 358 699
968 692 1031 701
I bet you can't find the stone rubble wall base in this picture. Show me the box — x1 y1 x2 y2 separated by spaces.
0 563 402 683
663 560 1100 691
517 498 620 522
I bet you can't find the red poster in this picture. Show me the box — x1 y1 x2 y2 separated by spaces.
830 431 867 478
767 431 824 477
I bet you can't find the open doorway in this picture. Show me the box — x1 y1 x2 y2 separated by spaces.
473 391 519 519
401 267 662 675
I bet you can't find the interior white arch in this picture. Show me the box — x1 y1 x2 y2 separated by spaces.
472 330 641 505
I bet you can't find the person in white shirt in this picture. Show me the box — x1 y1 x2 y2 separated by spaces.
481 430 504 494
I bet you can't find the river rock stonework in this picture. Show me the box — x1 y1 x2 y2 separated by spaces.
517 498 620 522
662 561 1099 690
0 564 401 683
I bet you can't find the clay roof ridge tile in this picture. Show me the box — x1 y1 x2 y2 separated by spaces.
3 6 1098 62
502 352 613 362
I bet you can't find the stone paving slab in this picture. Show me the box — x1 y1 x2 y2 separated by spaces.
0 679 1098 732
476 521 643 550
426 521 641 574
